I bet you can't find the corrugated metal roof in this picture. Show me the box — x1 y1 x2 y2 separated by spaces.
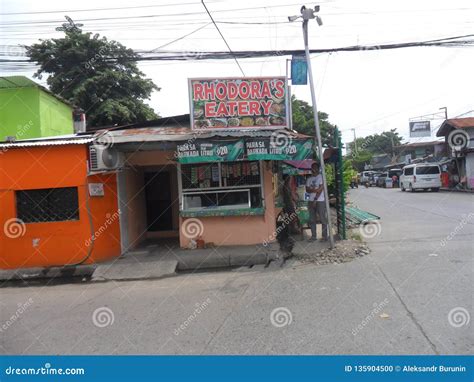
0 136 93 149
106 126 311 144
437 117 474 136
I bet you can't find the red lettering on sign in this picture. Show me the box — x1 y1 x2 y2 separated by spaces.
260 100 272 115
238 102 249 115
216 102 228 117
203 82 215 100
261 81 272 98
215 83 227 101
205 102 217 117
250 81 261 99
193 83 204 100
228 82 238 100
274 80 285 98
227 101 238 116
239 81 250 100
248 101 260 116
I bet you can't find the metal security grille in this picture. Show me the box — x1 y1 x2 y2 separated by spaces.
16 187 80 223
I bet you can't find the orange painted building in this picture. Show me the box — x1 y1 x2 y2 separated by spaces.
0 138 120 269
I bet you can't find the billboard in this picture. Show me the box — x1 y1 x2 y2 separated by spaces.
189 77 289 130
409 121 431 138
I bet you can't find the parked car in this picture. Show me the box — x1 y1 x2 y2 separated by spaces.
400 164 441 192
371 172 382 187
377 169 402 188
376 172 389 187
359 171 373 185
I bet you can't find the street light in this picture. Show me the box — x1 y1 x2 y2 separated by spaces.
289 5 335 249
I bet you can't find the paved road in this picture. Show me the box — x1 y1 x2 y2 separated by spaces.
1 188 472 355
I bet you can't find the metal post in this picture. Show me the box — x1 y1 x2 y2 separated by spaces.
302 18 335 248
351 128 357 154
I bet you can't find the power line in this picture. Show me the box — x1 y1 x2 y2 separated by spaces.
201 0 245 76
151 23 212 51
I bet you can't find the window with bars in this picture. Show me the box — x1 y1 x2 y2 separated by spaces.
16 187 80 223
180 161 263 211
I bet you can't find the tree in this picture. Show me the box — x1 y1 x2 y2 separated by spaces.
26 17 159 127
348 129 403 157
291 96 336 147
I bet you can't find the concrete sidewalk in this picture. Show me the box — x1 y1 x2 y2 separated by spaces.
1 237 329 284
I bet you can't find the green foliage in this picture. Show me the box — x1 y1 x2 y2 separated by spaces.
346 129 402 172
350 150 373 172
26 22 159 127
324 159 351 195
348 129 403 156
291 96 336 147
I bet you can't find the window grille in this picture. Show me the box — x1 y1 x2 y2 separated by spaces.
16 187 80 223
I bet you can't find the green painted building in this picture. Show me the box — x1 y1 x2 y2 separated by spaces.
0 76 74 141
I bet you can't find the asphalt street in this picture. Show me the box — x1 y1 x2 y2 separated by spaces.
1 188 472 355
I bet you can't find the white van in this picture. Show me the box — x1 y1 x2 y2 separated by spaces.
400 164 441 192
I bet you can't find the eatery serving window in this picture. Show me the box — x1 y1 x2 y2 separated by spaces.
16 187 80 223
180 161 263 211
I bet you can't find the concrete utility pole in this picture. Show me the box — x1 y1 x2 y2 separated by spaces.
289 5 334 248
351 128 357 154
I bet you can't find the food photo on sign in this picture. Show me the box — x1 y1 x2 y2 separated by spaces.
189 77 288 129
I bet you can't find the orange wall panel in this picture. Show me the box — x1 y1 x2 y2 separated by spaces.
0 145 121 269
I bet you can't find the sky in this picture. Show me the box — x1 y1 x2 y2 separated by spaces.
1 0 473 146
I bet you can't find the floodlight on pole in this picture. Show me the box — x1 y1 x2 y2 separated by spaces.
289 4 335 249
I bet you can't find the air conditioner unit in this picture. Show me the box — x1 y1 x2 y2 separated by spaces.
89 144 124 172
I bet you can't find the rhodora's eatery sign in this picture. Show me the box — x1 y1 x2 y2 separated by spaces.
189 77 289 130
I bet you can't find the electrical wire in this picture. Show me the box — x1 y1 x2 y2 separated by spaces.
201 0 245 76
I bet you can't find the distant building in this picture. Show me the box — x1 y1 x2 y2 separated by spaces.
393 140 447 163
437 117 474 189
0 76 74 141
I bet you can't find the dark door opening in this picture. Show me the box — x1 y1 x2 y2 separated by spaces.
144 171 173 231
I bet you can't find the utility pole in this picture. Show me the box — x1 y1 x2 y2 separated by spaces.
289 5 334 248
351 128 357 154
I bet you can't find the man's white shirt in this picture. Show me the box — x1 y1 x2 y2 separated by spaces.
306 174 325 202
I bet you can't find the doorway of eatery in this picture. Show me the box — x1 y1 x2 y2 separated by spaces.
143 166 179 243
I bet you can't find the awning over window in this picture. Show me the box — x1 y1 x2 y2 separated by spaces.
176 137 313 164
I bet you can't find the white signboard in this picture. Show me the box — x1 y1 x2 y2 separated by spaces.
409 121 431 138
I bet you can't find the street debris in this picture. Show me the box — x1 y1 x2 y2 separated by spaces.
293 239 371 266
379 313 390 319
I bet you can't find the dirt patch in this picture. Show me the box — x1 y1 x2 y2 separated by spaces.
294 239 370 265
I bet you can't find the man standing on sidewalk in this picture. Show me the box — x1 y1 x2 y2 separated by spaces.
306 162 328 242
